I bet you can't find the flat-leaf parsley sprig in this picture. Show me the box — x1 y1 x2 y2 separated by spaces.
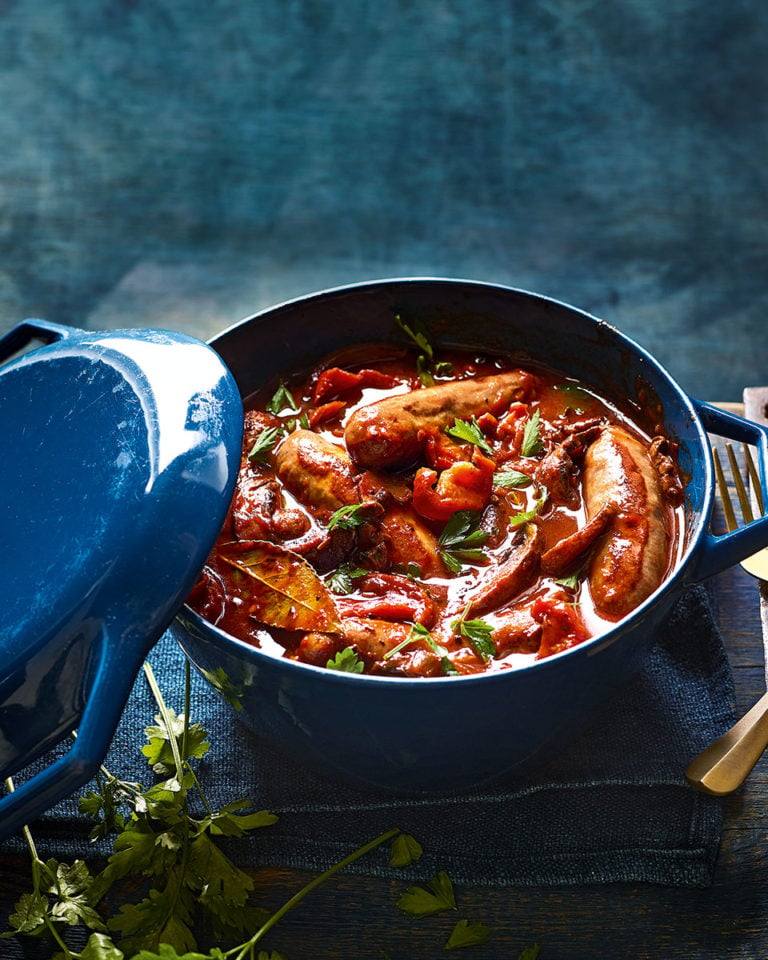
437 510 490 574
1 664 450 960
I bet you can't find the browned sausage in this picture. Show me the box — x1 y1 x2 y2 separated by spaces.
275 429 359 511
462 521 543 617
344 370 539 469
583 425 669 620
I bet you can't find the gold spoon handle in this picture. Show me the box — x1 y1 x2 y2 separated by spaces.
686 690 768 795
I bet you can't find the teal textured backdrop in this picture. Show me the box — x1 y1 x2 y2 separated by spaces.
1 0 767 398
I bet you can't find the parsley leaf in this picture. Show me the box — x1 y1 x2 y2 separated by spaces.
438 510 490 572
397 870 457 918
383 624 457 675
521 409 543 457
395 313 452 385
384 622 432 660
395 313 434 360
266 382 299 415
142 709 210 777
324 564 367 595
389 833 424 868
445 918 492 950
327 503 376 531
556 570 581 590
510 492 548 527
446 416 493 455
451 613 495 661
326 647 365 673
4 891 48 936
494 466 531 488
247 426 281 463
519 946 541 960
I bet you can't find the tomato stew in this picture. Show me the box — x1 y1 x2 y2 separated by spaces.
189 340 685 677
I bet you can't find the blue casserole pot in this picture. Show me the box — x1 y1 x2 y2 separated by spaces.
169 278 768 795
1 278 768 840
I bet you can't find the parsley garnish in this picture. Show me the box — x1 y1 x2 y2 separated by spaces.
554 381 590 410
520 946 541 960
446 416 493 455
324 563 368 595
397 870 457 917
397 560 423 581
389 832 424 868
384 622 432 660
438 510 490 573
445 918 493 950
283 411 310 432
451 608 495 661
395 313 434 360
326 647 365 673
2 667 500 957
395 313 452 385
247 425 281 463
510 491 548 527
521 409 543 457
266 381 299 415
494 466 531 488
327 502 376 530
384 623 458 676
556 570 581 590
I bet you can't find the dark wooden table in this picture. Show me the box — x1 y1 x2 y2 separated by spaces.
0 407 766 960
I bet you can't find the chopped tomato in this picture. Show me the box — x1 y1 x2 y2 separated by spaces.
412 449 496 522
532 594 590 658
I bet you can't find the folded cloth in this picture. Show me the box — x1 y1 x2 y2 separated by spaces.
2 586 735 888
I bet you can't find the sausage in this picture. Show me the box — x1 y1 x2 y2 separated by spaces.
344 370 538 469
275 429 359 512
463 521 543 617
540 501 617 577
583 425 669 620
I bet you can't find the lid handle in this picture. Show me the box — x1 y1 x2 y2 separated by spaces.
0 620 152 841
0 319 78 365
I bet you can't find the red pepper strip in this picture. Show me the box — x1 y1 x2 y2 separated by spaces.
412 449 496 523
308 399 347 428
334 572 436 627
532 594 590 658
358 368 399 389
313 367 398 404
312 367 362 404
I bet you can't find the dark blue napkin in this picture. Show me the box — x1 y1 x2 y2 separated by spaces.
3 586 734 887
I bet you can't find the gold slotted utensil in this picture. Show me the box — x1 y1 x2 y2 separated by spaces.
713 442 768 580
686 441 768 795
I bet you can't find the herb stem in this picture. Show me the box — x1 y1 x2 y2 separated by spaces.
4 777 38 866
143 661 186 786
4 778 76 958
235 827 401 957
71 730 144 801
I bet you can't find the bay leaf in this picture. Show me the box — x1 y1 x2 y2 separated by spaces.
218 540 341 633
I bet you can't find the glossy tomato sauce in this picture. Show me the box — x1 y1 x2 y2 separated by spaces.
189 342 685 677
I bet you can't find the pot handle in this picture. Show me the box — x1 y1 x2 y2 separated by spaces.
688 399 768 582
0 319 78 365
0 620 150 842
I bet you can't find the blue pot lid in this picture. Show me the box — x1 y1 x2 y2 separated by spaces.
0 319 242 836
